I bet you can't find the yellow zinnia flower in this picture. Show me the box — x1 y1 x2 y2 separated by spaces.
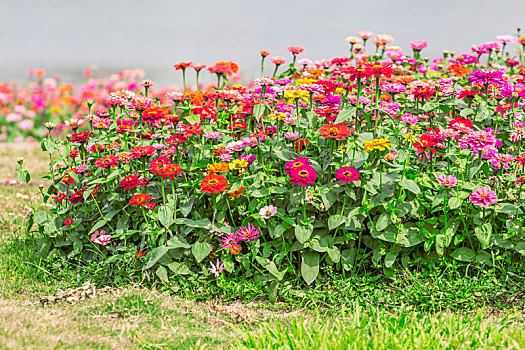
208 162 229 174
229 159 248 170
363 138 392 152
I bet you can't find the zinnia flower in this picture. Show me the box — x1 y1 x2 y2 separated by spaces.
200 174 228 194
363 138 391 152
437 175 458 187
129 193 153 207
289 165 318 187
219 234 242 254
318 124 351 140
208 259 225 277
236 223 260 242
259 205 278 219
469 187 498 207
285 157 312 176
335 166 360 183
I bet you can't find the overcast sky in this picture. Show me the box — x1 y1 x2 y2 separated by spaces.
0 0 524 85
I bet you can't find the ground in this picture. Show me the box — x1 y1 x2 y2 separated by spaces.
0 143 523 349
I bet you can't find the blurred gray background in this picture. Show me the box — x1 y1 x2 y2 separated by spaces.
0 0 524 86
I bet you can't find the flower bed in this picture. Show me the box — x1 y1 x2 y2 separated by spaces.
31 32 525 286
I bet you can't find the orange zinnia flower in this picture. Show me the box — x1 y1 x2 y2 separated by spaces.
208 162 229 174
200 174 228 194
318 124 351 140
447 64 471 77
227 186 245 198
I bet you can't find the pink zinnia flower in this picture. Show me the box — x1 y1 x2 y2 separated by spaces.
357 31 374 40
335 166 360 183
271 56 286 65
287 46 305 56
284 132 300 141
289 165 318 187
208 259 225 277
436 175 457 187
91 230 112 246
410 40 427 51
496 35 516 44
259 205 278 219
469 187 498 207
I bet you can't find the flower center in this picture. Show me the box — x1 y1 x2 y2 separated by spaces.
298 170 309 177
208 179 219 186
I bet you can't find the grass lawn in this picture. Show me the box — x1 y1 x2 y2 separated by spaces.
0 144 523 349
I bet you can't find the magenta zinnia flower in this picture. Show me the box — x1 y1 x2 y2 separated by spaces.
289 165 318 187
285 157 312 176
469 187 498 207
436 175 457 187
335 166 360 183
219 234 242 254
236 223 260 242
467 69 505 87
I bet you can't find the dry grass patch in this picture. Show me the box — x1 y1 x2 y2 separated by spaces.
0 285 307 349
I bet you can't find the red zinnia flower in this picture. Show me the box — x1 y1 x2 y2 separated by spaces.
200 174 228 194
318 124 351 140
287 46 305 56
182 123 203 137
131 145 157 159
174 62 192 70
294 138 309 152
165 134 187 146
95 155 118 169
129 193 153 207
64 218 74 226
70 131 91 143
120 175 142 189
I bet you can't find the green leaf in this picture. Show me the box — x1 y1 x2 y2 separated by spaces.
448 197 462 209
253 103 265 118
328 215 346 230
180 197 195 217
175 218 211 229
301 250 319 285
144 246 170 269
295 224 313 244
327 246 340 263
88 220 106 234
384 252 397 267
156 266 169 283
496 203 522 215
255 257 286 281
375 212 390 231
450 247 476 262
341 248 356 270
158 205 174 228
167 261 190 275
399 179 421 195
192 241 211 263
475 251 493 265
334 107 355 124
475 223 492 249
514 241 525 256
167 236 191 249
